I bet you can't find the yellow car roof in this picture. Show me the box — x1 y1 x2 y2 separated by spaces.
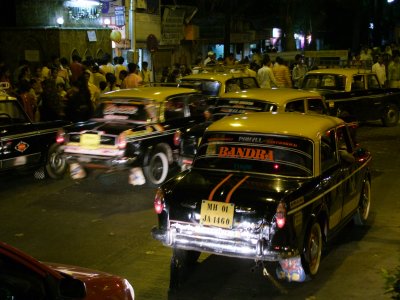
220 88 322 105
100 87 198 102
181 72 253 82
206 112 344 141
306 68 374 76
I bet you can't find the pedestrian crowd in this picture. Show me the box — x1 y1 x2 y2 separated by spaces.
0 53 154 123
2 43 400 123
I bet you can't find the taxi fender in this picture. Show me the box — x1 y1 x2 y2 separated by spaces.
298 203 328 252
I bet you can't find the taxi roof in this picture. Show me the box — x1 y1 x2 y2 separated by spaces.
306 68 375 76
100 87 198 102
206 112 344 142
181 71 254 82
219 88 322 105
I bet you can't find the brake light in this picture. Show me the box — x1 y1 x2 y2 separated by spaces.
56 129 65 144
154 189 165 214
173 130 181 146
116 132 127 149
275 202 286 229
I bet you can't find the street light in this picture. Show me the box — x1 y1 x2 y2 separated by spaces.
56 17 64 27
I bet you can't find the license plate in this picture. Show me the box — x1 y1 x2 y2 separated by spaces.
80 134 100 149
200 200 235 229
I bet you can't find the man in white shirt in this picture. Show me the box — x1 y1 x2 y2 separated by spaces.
372 55 387 87
257 58 278 88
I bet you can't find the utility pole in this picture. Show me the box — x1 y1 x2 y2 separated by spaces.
128 0 136 63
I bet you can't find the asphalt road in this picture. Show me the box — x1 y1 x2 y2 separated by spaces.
0 121 399 300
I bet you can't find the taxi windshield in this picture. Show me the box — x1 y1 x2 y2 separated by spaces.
179 79 221 96
301 74 346 91
94 101 158 123
193 133 313 177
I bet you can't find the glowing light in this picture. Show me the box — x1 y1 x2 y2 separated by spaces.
64 0 100 8
56 17 64 25
104 18 111 26
64 0 102 20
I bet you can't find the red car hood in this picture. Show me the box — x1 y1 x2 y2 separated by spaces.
45 262 134 300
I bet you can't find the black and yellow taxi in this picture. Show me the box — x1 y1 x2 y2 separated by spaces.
178 65 259 100
152 112 371 287
0 83 69 179
300 68 400 126
57 87 208 186
179 88 328 169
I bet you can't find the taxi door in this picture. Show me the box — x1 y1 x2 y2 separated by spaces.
320 129 345 230
0 101 42 171
335 125 361 219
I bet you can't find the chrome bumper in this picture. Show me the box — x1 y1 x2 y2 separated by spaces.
64 153 137 169
152 223 297 261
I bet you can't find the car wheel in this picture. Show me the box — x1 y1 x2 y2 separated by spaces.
45 143 67 179
381 104 399 127
143 151 169 186
353 179 371 226
169 248 200 291
301 221 322 277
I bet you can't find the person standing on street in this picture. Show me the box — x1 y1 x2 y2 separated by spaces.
140 61 152 86
372 55 387 87
273 57 292 88
388 54 400 88
292 56 308 88
257 58 277 88
121 63 142 89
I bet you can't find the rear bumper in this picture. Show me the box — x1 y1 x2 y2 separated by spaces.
151 225 297 261
64 153 137 170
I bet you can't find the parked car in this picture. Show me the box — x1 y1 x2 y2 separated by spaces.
178 88 328 169
0 241 134 299
152 112 371 288
300 68 400 126
0 82 69 179
178 65 259 101
57 87 208 186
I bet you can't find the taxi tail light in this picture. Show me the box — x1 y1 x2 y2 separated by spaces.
56 129 66 144
173 130 181 147
116 133 127 149
154 189 165 214
275 202 287 229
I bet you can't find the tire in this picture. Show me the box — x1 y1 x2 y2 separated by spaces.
353 179 371 226
301 221 322 277
45 143 67 179
381 104 399 127
169 248 200 291
143 151 169 186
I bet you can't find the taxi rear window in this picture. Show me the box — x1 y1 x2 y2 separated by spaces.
94 101 158 122
193 133 313 177
213 98 276 115
179 79 220 96
0 101 29 124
